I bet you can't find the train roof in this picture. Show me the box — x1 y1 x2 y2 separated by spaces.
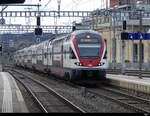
72 30 101 36
15 30 102 53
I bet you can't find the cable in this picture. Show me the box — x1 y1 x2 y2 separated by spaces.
61 0 90 11
42 0 52 10
61 0 73 11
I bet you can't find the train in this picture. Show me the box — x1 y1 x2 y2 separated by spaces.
14 30 109 81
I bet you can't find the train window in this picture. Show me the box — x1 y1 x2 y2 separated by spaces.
66 35 70 42
79 47 100 59
69 47 76 59
76 33 102 59
133 43 138 63
44 53 47 58
53 41 56 45
104 50 107 59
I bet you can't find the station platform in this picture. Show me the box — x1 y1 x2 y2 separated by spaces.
0 72 28 113
107 74 150 94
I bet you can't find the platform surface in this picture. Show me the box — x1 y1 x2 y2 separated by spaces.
0 72 28 113
107 74 150 94
107 74 150 86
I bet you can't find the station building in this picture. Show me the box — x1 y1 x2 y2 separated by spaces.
110 0 150 8
83 0 150 69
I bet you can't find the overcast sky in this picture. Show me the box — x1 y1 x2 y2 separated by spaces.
3 0 109 26
25 0 108 11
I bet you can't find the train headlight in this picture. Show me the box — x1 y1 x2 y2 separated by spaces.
98 62 105 66
79 63 82 66
75 62 82 66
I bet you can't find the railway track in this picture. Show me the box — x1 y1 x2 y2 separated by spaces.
5 66 150 113
9 70 85 113
87 85 150 113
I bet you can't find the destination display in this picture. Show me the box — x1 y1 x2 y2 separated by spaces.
80 38 98 43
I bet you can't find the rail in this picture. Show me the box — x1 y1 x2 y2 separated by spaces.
87 86 150 113
9 70 86 113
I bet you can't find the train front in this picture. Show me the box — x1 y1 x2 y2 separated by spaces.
70 30 108 80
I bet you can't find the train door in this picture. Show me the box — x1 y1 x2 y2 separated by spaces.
43 49 47 66
43 43 48 66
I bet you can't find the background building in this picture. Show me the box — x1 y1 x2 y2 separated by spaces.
110 0 150 8
87 0 150 70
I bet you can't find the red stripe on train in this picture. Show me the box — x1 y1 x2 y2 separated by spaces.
72 35 80 60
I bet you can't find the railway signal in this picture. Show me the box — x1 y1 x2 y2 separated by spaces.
35 28 43 36
37 16 41 26
123 20 126 30
0 44 2 52
121 32 128 40
72 26 76 31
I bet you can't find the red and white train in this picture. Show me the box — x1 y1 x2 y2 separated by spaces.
14 30 108 81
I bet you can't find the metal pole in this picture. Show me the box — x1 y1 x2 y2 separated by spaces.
37 4 41 44
112 10 116 69
91 14 95 30
139 10 143 79
0 6 4 71
121 39 125 74
106 0 109 9
96 11 98 29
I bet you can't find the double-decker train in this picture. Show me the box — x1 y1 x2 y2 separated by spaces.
14 30 108 81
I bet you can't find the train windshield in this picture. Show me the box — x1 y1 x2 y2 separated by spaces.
77 33 101 59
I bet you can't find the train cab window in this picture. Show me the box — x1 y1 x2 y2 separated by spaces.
104 50 107 59
104 39 107 49
69 47 76 59
104 40 107 59
76 33 101 59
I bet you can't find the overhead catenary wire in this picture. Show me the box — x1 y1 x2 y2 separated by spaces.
61 0 84 11
42 0 52 10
